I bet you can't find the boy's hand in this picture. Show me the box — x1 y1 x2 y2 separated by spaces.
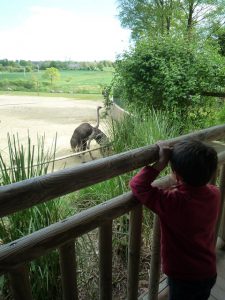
152 141 172 171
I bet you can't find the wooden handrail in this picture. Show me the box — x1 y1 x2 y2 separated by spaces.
1 124 225 300
0 192 137 273
0 144 225 274
0 123 225 218
1 155 225 274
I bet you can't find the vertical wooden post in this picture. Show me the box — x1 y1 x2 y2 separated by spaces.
127 205 143 300
59 241 78 300
217 165 225 240
9 264 33 300
148 215 161 300
99 221 112 300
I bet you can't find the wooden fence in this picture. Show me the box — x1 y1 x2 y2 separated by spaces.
0 124 225 300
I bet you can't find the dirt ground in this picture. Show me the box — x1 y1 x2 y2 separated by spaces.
0 95 105 169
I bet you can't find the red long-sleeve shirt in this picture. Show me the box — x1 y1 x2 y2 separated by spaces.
130 166 220 280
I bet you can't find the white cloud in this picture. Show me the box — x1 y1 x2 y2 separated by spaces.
0 6 130 61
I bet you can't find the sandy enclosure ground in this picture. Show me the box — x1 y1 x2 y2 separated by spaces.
0 95 105 169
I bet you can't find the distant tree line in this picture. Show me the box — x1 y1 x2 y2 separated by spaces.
0 59 114 72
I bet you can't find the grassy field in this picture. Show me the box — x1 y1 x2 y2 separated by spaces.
0 68 114 99
0 91 103 100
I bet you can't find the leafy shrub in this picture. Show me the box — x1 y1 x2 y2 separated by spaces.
0 80 9 89
113 36 225 117
0 79 36 91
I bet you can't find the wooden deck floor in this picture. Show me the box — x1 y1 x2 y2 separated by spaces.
140 246 225 300
209 248 225 300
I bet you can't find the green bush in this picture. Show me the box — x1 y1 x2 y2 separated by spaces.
0 79 9 89
113 36 225 117
0 79 36 91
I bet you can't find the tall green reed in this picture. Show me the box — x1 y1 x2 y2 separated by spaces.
67 107 180 298
108 107 179 246
0 133 71 300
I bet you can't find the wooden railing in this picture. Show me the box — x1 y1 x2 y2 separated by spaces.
0 124 225 300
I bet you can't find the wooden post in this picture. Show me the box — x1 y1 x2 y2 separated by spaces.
59 241 78 300
9 264 33 300
148 215 161 300
217 165 225 240
99 221 112 300
127 205 143 300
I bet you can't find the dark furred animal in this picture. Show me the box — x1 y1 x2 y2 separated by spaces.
70 123 93 153
70 106 102 160
87 128 111 157
94 128 109 146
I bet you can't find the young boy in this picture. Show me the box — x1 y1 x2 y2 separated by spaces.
130 139 220 300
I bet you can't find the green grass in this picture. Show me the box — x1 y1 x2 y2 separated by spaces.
0 133 71 300
0 69 114 97
0 90 103 100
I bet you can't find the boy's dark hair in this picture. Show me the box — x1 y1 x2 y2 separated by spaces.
170 139 218 186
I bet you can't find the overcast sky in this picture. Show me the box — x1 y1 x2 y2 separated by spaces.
0 0 131 61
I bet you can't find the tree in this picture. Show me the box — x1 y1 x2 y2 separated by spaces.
208 22 225 56
112 36 225 114
43 67 60 86
117 0 225 40
117 0 176 40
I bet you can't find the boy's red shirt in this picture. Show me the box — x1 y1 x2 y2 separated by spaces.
130 166 220 280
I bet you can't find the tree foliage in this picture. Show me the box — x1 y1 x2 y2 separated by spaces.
113 37 225 114
117 0 225 40
43 67 60 86
113 0 225 129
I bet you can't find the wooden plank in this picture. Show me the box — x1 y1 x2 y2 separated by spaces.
139 277 168 300
0 173 177 274
99 221 112 300
216 249 225 279
127 205 143 300
209 295 217 300
0 172 177 274
148 215 161 300
59 241 78 300
140 246 225 300
211 285 225 300
8 264 33 300
211 249 225 300
1 124 225 218
158 288 169 300
0 192 136 274
214 275 225 292
216 165 225 237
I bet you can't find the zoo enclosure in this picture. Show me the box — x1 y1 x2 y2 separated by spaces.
0 124 225 299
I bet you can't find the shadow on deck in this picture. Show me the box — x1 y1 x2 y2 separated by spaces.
209 246 225 300
141 247 225 300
